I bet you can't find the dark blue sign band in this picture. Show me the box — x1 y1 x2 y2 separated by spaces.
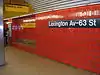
49 18 100 28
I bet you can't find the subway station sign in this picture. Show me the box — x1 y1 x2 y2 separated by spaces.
49 19 100 28
5 4 29 13
21 23 36 28
48 4 100 28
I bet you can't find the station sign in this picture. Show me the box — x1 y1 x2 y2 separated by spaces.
49 18 100 28
21 23 36 28
5 4 29 13
48 4 100 28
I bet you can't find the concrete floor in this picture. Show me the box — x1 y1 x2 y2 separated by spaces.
0 46 96 75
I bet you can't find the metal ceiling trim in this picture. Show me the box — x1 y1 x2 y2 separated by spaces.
33 1 89 11
33 0 86 7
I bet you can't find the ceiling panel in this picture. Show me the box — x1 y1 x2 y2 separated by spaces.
25 0 100 13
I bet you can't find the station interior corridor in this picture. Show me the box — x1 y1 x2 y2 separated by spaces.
0 46 96 75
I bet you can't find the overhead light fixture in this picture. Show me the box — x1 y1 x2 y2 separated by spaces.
36 15 64 20
6 22 12 24
23 19 36 22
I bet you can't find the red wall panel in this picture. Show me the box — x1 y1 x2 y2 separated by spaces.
12 4 100 73
12 15 37 53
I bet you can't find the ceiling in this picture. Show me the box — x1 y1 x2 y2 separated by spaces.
4 0 34 18
4 0 100 19
25 0 100 13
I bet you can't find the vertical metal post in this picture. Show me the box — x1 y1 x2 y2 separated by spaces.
0 0 5 66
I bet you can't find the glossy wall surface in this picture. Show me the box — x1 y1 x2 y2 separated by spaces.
0 0 5 65
11 4 100 73
12 15 36 52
